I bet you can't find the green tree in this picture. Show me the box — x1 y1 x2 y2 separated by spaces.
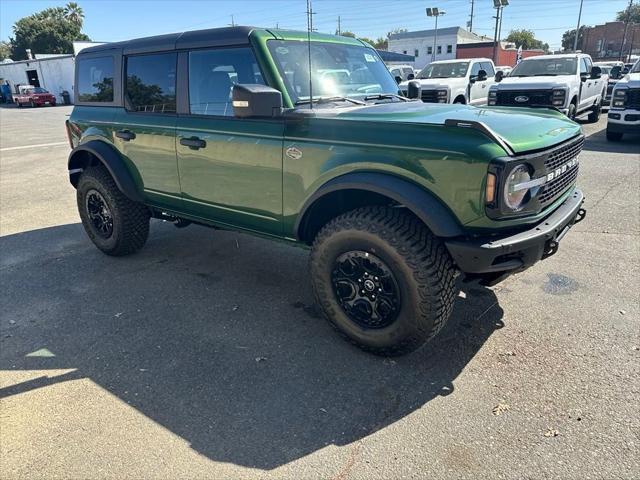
9 4 90 60
561 25 588 51
337 32 387 50
616 4 640 23
0 41 12 61
505 29 549 52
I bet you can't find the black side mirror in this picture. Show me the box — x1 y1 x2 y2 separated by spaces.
232 84 283 118
495 70 504 82
477 69 488 82
395 75 402 84
407 80 421 100
580 72 588 82
590 66 602 79
407 73 415 80
610 66 621 79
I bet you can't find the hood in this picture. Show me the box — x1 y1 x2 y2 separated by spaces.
399 78 458 89
329 101 581 154
495 75 575 90
616 72 640 88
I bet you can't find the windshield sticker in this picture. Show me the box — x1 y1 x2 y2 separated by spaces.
364 53 376 63
276 46 289 55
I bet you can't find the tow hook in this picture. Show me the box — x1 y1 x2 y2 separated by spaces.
542 240 559 260
574 208 586 225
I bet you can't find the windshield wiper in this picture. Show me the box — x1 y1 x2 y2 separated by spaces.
363 93 409 102
294 96 365 106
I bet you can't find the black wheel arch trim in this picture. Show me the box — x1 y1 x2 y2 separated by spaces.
68 140 143 203
295 172 464 240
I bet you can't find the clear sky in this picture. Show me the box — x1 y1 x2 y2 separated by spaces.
0 0 631 51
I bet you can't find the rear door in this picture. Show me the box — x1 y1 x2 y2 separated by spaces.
176 46 284 236
112 52 181 210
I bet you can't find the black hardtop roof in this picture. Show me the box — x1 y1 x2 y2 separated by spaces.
78 25 259 56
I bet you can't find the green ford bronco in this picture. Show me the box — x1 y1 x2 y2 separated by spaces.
67 27 586 355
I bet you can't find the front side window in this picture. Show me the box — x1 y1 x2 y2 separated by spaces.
125 53 176 113
511 57 578 77
481 62 495 76
188 47 264 116
77 56 114 102
418 62 469 79
267 40 398 104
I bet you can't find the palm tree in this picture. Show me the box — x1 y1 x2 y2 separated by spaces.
63 2 84 26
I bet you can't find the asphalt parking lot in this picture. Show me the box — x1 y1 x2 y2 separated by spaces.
0 104 638 479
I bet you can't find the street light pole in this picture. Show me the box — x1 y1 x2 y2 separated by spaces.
427 7 446 64
573 0 584 52
492 0 509 64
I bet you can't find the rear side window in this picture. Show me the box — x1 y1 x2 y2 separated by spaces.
125 53 177 113
188 47 264 116
77 56 114 102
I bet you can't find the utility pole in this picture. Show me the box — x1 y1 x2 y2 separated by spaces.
573 0 584 52
230 14 236 27
620 0 634 62
337 15 341 35
469 0 475 33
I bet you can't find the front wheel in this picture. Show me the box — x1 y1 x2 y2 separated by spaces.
310 206 457 356
567 102 577 121
77 166 150 256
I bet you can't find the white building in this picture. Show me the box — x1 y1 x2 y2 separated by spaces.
0 42 106 104
388 27 489 70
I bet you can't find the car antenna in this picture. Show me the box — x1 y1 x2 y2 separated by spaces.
306 0 314 109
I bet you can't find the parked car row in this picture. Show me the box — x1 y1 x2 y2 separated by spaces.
396 53 609 125
606 58 640 141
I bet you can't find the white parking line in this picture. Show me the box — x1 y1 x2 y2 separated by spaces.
0 141 68 152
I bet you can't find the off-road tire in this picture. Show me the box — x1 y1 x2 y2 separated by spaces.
310 206 457 356
77 166 150 256
587 99 601 123
606 129 623 141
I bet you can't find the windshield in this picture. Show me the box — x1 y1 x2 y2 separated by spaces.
32 87 48 94
510 58 577 76
418 62 469 79
267 40 398 104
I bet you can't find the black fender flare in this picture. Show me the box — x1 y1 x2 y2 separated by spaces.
295 172 464 240
68 140 143 203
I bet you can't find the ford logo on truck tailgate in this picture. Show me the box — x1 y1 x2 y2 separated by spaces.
515 95 529 103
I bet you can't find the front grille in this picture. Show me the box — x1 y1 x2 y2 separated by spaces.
421 90 439 103
536 136 584 207
544 136 584 172
626 88 640 109
496 89 553 106
538 165 579 206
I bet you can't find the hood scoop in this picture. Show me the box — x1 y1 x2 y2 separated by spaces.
444 119 515 156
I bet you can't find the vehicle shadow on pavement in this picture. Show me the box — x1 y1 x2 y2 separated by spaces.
579 121 640 154
0 222 504 470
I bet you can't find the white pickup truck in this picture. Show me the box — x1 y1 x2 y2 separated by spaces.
399 58 497 105
488 53 607 122
607 59 640 141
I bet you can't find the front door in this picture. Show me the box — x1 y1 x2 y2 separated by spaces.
112 52 181 210
176 47 283 236
469 62 486 105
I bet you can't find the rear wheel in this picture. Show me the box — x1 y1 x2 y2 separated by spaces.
77 166 150 256
606 128 623 141
310 206 457 356
588 99 601 123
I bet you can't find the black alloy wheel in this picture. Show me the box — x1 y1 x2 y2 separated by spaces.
331 251 401 329
85 189 114 238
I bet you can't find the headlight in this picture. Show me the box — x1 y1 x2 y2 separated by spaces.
488 90 497 105
612 88 627 108
504 164 532 211
552 89 566 106
437 89 448 103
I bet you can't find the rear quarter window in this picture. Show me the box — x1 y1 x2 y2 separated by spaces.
77 56 114 102
125 53 177 113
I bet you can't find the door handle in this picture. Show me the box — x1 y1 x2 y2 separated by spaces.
116 130 136 141
180 136 206 150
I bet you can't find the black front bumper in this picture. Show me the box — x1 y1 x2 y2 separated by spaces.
446 188 585 276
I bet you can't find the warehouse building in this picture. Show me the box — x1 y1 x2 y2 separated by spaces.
388 27 489 70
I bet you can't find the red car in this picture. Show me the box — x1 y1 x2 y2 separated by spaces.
13 86 57 107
